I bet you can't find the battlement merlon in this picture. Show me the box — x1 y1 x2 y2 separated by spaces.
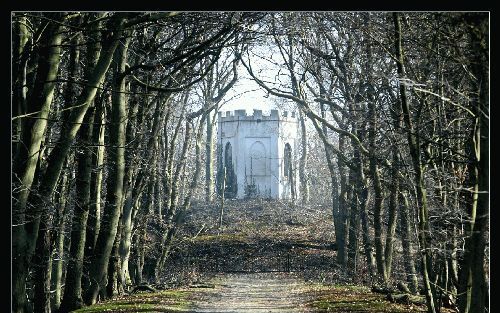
217 109 298 122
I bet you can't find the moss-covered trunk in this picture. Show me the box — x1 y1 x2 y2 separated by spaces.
83 27 129 305
12 15 64 313
51 159 72 310
59 107 96 311
15 23 126 311
86 94 106 253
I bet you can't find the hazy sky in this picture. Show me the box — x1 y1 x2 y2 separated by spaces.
221 67 277 115
218 42 298 116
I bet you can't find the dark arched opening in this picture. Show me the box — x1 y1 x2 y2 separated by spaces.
221 142 237 198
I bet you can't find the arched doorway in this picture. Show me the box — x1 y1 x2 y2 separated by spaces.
223 142 237 198
249 141 266 176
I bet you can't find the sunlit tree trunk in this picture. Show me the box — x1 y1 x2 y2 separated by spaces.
155 118 194 281
298 110 309 204
205 109 215 202
12 16 64 312
357 159 376 277
382 152 399 282
50 158 72 311
16 21 126 311
84 27 130 304
368 107 387 282
86 93 106 253
399 191 419 292
393 12 437 313
12 13 30 161
120 96 170 290
106 221 124 298
59 106 96 311
164 108 186 215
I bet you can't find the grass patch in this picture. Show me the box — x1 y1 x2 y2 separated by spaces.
129 290 190 299
71 289 192 313
313 298 391 311
72 303 160 313
308 285 427 313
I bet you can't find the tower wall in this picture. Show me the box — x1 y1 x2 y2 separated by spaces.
217 109 299 200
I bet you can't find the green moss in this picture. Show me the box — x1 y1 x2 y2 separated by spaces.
309 287 426 313
129 290 190 299
71 289 192 313
71 303 158 313
313 298 388 311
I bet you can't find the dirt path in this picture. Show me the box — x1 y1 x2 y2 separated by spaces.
72 272 433 313
189 272 313 312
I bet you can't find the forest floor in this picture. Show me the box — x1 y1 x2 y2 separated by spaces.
73 271 430 312
72 199 452 313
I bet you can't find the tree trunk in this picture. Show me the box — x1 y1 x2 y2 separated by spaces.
164 109 186 214
59 107 96 312
155 155 163 217
32 227 53 313
81 14 107 295
132 219 147 284
158 116 206 279
107 221 124 298
86 95 106 253
12 17 64 312
155 118 194 281
367 101 386 281
384 149 399 280
218 166 226 233
337 134 349 267
83 11 108 250
347 168 360 274
457 13 489 313
357 164 376 277
205 110 215 202
119 95 170 290
298 110 309 204
399 191 419 293
393 12 437 313
310 105 348 268
120 194 143 290
12 13 30 161
13 14 63 213
84 28 130 305
115 94 142 290
13 19 125 312
51 159 71 311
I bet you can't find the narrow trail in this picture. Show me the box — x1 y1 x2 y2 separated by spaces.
190 272 313 312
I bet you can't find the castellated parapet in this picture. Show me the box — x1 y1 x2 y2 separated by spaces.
216 109 299 200
217 109 297 122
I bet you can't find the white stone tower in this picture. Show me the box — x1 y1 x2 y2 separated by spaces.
216 109 299 200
